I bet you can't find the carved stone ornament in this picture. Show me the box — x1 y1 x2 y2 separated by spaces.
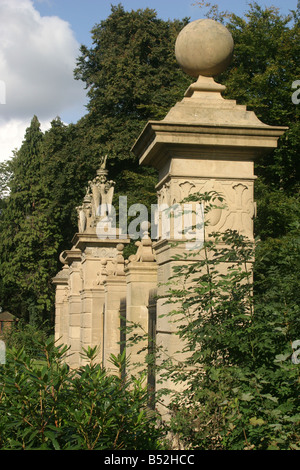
84 247 117 258
127 222 156 263
76 156 116 233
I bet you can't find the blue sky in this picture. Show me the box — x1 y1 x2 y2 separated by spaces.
0 0 298 162
33 0 298 47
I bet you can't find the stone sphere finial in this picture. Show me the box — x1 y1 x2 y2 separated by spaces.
175 19 234 78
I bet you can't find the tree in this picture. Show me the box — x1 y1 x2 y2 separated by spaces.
74 4 191 201
223 3 299 195
0 1 298 339
0 161 12 202
0 117 62 324
40 117 92 248
194 1 299 193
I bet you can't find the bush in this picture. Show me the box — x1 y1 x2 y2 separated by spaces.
0 339 165 450
3 320 50 359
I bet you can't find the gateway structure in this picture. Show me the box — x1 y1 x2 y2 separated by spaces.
53 19 286 401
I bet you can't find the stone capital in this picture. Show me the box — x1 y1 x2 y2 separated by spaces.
132 120 287 171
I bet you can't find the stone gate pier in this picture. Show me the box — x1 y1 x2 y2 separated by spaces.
131 18 286 410
53 19 286 410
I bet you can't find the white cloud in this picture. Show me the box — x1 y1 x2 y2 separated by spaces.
0 118 51 162
0 0 87 162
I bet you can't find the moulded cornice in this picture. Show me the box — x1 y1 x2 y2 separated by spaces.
132 121 287 169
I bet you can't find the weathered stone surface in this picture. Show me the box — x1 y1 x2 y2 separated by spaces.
175 19 234 77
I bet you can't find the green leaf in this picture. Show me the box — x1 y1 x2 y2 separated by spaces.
249 417 265 426
261 393 278 403
240 393 254 402
44 431 60 450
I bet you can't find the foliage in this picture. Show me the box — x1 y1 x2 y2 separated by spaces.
1 3 298 326
197 1 300 193
73 4 191 210
0 117 63 323
2 320 50 359
0 340 165 450
156 192 300 450
0 160 12 201
75 4 190 132
223 3 299 124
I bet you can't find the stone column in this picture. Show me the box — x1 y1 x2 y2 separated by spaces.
74 233 124 365
60 247 82 368
52 258 69 346
131 18 287 412
102 244 127 371
124 223 157 376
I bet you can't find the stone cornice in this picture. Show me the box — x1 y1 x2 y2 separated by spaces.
60 248 82 266
71 232 130 251
132 121 287 169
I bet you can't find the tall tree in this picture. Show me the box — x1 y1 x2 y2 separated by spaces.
40 117 89 247
0 117 62 324
222 2 299 194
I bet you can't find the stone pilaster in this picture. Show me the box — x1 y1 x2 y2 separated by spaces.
54 157 129 369
60 247 82 368
102 244 127 371
52 259 69 347
74 234 130 366
124 225 157 376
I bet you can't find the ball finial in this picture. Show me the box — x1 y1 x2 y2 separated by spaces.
175 19 234 78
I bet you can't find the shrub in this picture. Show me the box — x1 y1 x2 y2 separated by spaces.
3 320 49 359
0 339 165 450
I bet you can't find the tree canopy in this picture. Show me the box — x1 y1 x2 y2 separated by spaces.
73 5 191 206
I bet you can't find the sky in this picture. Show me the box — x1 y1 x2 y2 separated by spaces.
0 0 298 162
